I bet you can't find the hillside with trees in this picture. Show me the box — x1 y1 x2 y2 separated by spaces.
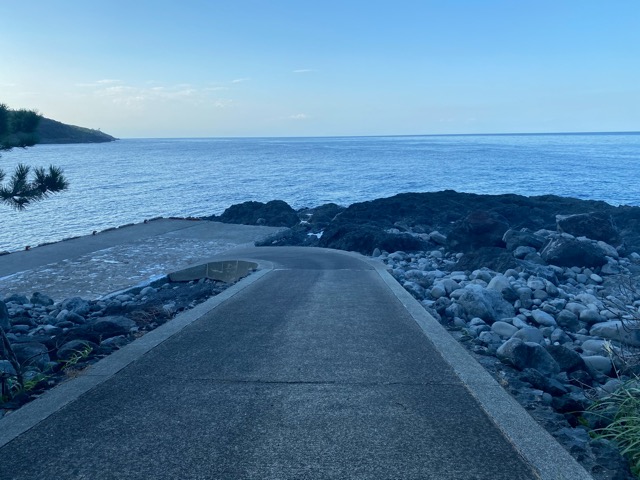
36 117 116 144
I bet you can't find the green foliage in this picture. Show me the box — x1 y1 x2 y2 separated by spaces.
0 104 39 150
588 380 640 477
0 163 69 210
60 345 93 370
0 103 69 209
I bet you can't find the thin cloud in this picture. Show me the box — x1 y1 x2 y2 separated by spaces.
231 78 250 84
289 113 308 120
76 79 122 87
214 99 233 108
293 69 314 74
83 81 231 109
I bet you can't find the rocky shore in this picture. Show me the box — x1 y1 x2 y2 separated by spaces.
211 191 640 479
3 190 640 479
0 278 229 410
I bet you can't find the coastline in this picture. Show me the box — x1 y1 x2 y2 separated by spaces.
3 190 640 478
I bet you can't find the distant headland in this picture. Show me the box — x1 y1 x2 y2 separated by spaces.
36 117 117 144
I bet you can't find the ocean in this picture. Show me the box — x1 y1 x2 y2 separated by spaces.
1 133 639 252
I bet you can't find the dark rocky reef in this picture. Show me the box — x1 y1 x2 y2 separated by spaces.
213 191 640 259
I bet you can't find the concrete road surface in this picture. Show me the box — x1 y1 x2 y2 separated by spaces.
0 247 591 479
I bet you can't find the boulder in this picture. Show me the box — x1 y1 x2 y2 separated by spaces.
67 315 137 342
299 203 345 228
491 321 518 338
429 231 447 245
496 338 561 374
590 320 640 347
319 224 427 254
55 311 86 325
530 309 557 327
545 345 586 373
503 228 546 251
556 212 621 245
540 237 609 268
513 246 537 259
89 316 137 337
519 368 568 396
61 297 91 316
447 210 510 252
551 392 590 414
216 200 299 227
0 300 10 330
555 309 580 332
12 342 50 369
30 292 54 306
56 340 98 361
0 360 16 377
4 294 29 305
582 355 613 375
512 327 545 344
453 247 518 273
579 309 603 325
455 284 515 324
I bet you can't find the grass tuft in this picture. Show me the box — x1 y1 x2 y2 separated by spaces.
588 380 640 477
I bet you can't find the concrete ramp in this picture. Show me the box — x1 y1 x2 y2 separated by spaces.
169 260 258 283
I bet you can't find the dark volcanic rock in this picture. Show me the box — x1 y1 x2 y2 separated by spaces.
213 200 299 227
503 228 546 251
30 292 54 306
447 210 510 252
65 316 137 342
556 212 621 246
540 237 609 268
546 345 586 373
455 284 515 323
496 338 561 375
12 342 50 369
56 340 99 361
226 191 640 259
318 224 428 254
519 368 568 396
0 300 9 330
454 247 518 273
4 294 29 305
304 191 640 254
61 297 91 316
299 203 345 228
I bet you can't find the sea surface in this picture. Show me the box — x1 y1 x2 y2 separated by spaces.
1 133 639 252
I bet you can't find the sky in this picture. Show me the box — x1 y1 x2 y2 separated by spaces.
1 1 639 138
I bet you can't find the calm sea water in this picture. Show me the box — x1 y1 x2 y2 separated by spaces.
1 133 639 252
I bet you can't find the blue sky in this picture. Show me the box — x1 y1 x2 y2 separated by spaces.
2 1 639 137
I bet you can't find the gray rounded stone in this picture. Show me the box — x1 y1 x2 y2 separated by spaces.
581 339 607 355
579 308 603 325
491 321 519 338
590 320 640 347
582 355 612 375
430 285 447 299
512 327 545 344
530 309 557 327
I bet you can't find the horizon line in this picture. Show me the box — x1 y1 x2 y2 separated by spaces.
116 130 640 140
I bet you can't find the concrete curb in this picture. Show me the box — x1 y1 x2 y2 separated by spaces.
368 258 594 480
0 260 274 449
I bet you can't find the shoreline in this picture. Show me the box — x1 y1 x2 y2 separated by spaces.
3 191 640 478
3 187 640 255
